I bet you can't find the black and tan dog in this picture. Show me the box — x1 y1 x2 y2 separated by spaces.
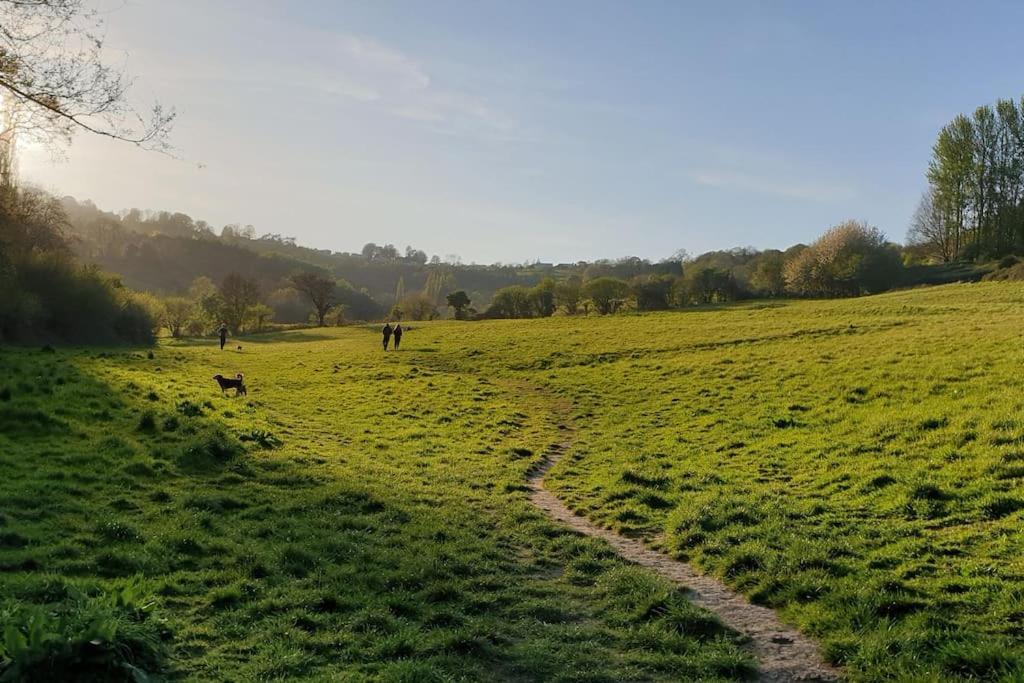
213 373 247 396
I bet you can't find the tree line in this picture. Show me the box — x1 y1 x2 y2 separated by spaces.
478 220 905 319
909 95 1024 262
0 183 974 340
9 181 984 339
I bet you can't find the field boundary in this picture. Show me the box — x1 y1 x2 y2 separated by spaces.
524 388 842 683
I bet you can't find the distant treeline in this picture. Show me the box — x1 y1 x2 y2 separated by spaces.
2 187 1002 343
479 220 910 319
58 196 711 325
54 195 996 329
909 94 1024 262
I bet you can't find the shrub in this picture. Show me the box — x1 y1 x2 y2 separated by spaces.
238 429 282 449
175 400 204 417
176 426 244 470
137 411 157 432
784 220 903 297
0 582 166 681
631 274 674 311
483 285 535 319
675 267 737 305
582 277 631 315
0 248 158 345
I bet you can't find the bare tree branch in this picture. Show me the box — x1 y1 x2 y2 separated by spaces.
0 0 175 169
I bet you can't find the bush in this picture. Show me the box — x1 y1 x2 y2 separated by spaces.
483 286 535 319
0 252 157 345
176 426 244 470
784 220 903 297
238 429 283 449
136 412 157 432
631 274 674 311
0 581 166 681
675 267 737 305
583 277 631 315
1 186 162 344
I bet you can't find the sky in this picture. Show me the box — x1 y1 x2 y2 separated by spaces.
18 0 1024 264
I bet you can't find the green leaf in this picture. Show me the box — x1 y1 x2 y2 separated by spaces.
2 626 27 658
125 662 152 683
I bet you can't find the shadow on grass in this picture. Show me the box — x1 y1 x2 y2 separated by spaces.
166 330 340 347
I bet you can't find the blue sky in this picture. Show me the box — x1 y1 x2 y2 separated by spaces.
20 0 1024 263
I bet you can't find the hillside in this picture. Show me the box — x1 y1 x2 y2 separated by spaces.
57 197 621 319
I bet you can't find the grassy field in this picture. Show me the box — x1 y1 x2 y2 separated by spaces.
0 328 753 680
4 281 1024 681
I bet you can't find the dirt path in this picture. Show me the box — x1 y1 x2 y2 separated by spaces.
527 424 842 682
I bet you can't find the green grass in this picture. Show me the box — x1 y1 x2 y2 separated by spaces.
0 330 753 680
7 281 1024 681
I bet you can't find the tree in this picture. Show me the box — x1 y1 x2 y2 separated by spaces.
972 105 999 252
582 277 630 315
749 252 786 296
678 267 737 305
907 189 955 263
928 114 974 260
127 290 164 337
325 304 348 326
0 186 68 260
394 276 405 304
425 268 455 305
404 246 428 264
245 303 274 333
669 248 692 263
446 290 471 320
531 278 557 317
0 0 174 173
554 276 582 315
186 276 222 333
782 248 819 296
486 285 534 318
923 96 1024 260
163 296 192 338
400 292 438 321
784 220 902 297
219 273 259 333
631 274 674 311
290 272 335 326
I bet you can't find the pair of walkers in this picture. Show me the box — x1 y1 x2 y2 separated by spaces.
381 322 403 350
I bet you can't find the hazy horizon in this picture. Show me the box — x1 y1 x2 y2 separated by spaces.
18 0 1024 263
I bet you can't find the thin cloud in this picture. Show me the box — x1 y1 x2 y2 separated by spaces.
306 33 514 136
691 169 855 202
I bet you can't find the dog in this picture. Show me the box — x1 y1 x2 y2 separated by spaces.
213 373 247 396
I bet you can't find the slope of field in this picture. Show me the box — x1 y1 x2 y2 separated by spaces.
0 334 753 680
428 281 1024 680
5 281 1024 681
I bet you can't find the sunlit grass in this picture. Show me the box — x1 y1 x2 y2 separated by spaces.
6 281 1024 680
0 326 752 680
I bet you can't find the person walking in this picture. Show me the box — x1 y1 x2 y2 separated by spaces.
392 323 403 350
382 322 393 351
218 323 228 350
